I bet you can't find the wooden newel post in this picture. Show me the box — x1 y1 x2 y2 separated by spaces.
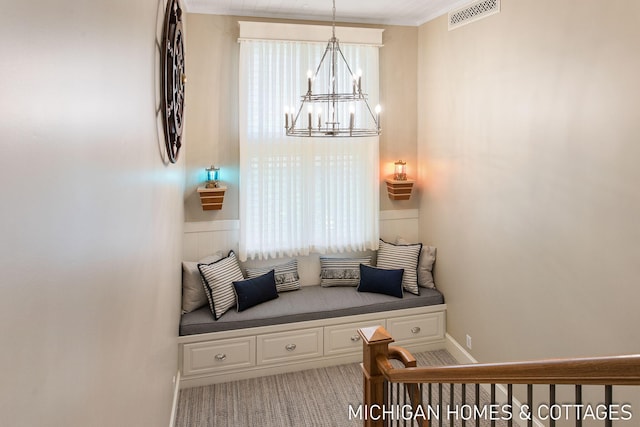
358 325 394 427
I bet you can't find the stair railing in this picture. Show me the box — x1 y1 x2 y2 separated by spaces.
358 325 640 427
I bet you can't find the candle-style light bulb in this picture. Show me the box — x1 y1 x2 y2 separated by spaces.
357 69 362 94
307 104 313 131
317 107 322 130
349 104 355 135
284 106 289 129
375 104 381 131
307 70 313 94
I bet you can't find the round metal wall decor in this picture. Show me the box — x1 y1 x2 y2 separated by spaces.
161 0 185 164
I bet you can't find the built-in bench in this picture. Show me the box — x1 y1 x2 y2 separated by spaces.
180 285 444 335
178 285 446 388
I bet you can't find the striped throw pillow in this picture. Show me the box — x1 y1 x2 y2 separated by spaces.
198 251 245 320
376 239 422 295
245 259 301 292
320 256 372 287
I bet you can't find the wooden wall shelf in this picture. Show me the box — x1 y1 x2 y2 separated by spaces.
385 178 415 200
198 186 227 210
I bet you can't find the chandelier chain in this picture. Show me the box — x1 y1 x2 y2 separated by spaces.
332 0 336 38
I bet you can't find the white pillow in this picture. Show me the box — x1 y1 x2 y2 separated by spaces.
198 251 245 320
181 253 222 313
396 237 437 289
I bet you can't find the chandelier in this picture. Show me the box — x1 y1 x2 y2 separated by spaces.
285 0 381 137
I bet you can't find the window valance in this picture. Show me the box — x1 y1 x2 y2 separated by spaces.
238 21 384 46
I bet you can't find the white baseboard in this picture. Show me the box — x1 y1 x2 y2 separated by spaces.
445 333 477 364
445 334 543 427
169 370 181 427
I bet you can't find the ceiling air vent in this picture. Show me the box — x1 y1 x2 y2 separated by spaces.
448 0 500 30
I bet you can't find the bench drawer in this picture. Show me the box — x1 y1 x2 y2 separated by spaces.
386 312 444 345
183 336 256 376
257 328 323 365
324 319 386 356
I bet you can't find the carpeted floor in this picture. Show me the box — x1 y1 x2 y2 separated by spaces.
175 349 517 427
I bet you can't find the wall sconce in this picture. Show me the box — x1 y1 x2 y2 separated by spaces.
394 160 407 181
199 165 226 211
385 160 414 201
205 165 220 188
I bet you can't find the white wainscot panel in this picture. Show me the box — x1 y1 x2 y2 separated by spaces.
183 209 420 270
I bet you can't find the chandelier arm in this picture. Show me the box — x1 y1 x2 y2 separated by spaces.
361 97 379 128
313 41 333 78
290 101 306 129
336 44 357 84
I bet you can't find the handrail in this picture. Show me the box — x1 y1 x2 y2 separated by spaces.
388 345 417 368
377 353 640 385
358 325 640 427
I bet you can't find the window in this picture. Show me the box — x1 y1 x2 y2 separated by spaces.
238 23 381 261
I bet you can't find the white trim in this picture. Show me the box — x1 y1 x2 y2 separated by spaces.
183 220 240 234
379 209 419 221
445 332 477 364
183 212 416 234
238 21 383 46
182 210 420 260
168 370 181 427
446 334 544 427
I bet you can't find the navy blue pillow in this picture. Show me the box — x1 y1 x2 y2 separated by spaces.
233 270 279 312
357 264 404 298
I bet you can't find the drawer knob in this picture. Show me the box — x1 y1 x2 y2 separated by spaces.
214 353 227 361
411 327 421 334
285 343 297 352
350 335 361 342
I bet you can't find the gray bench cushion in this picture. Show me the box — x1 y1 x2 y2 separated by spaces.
180 285 444 336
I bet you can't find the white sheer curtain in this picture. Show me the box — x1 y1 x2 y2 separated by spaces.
238 39 379 261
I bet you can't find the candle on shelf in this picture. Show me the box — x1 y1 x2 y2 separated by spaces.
205 165 220 188
394 160 407 181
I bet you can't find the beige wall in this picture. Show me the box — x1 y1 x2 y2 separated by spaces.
0 1 183 425
379 24 419 210
418 0 640 366
184 14 240 221
184 14 419 222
